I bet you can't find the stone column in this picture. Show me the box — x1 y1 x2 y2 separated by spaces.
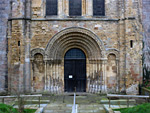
86 59 90 92
64 0 69 16
24 15 32 93
97 59 101 93
98 60 102 92
50 60 53 93
116 58 120 93
87 0 93 16
61 59 64 92
24 0 32 93
82 0 86 16
43 0 46 17
101 58 107 93
30 59 34 92
44 60 47 90
24 39 31 93
58 0 63 18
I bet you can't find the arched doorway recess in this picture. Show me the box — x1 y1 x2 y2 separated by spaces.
64 48 86 92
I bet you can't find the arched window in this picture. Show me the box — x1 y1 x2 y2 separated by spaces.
69 0 82 16
93 0 105 16
46 0 58 16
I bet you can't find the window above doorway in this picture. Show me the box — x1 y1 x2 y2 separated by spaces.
69 0 82 16
46 0 58 16
45 0 105 18
93 0 105 16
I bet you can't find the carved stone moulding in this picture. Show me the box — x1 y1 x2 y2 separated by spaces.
45 27 106 60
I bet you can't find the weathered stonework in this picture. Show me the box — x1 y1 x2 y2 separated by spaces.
0 0 144 94
0 0 10 93
142 0 150 80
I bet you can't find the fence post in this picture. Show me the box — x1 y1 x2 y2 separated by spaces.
39 97 40 108
109 97 110 108
2 98 4 104
127 98 129 108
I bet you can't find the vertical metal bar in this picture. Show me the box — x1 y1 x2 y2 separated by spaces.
72 93 76 113
74 93 76 108
73 93 75 113
39 97 40 108
109 97 110 108
127 98 129 108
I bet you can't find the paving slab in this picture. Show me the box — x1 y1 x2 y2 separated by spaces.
43 93 106 113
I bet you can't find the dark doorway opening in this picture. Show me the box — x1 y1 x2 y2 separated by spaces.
64 48 86 92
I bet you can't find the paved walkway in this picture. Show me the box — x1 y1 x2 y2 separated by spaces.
43 93 106 113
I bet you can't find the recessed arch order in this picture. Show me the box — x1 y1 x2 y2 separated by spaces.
45 27 106 60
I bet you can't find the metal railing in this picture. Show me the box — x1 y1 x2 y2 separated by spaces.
107 94 150 108
72 93 77 113
0 94 42 108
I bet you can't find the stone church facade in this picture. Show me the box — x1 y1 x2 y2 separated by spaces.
0 0 143 94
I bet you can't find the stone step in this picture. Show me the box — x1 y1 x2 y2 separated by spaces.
43 104 72 113
78 104 106 113
14 99 50 105
45 104 72 108
44 110 72 113
43 104 106 113
100 99 136 105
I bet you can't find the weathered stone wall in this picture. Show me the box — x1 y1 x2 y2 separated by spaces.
6 0 143 94
0 0 10 93
118 0 143 94
8 20 25 93
30 21 118 49
8 0 31 93
142 0 150 80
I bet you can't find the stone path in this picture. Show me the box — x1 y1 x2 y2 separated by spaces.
43 93 106 113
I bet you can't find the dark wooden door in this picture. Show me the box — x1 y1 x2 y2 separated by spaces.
64 48 86 92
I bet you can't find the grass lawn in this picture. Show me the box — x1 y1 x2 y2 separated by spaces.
113 103 150 113
0 103 36 113
147 87 150 90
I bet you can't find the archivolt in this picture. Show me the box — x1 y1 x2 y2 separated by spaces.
106 48 119 60
30 48 45 59
45 27 106 60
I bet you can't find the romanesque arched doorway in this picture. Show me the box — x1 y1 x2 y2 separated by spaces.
64 48 86 92
30 27 121 94
42 27 108 93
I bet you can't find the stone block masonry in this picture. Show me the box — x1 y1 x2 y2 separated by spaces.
142 0 150 79
0 0 10 93
1 0 144 94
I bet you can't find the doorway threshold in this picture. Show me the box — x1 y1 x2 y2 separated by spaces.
63 92 91 96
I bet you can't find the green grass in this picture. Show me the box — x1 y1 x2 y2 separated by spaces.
113 103 150 113
0 103 36 113
23 109 37 113
101 98 108 100
147 87 150 90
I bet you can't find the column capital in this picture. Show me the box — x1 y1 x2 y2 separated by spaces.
30 58 34 61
